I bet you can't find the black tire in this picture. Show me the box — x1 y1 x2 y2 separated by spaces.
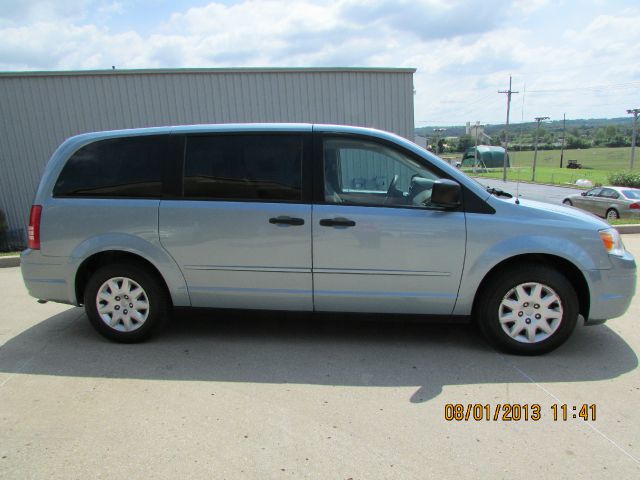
476 264 578 355
606 208 619 220
84 263 171 343
562 199 572 206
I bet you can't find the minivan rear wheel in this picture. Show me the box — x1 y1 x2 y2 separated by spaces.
84 263 170 343
477 264 578 355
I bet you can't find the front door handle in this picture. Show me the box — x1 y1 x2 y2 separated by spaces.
319 217 356 227
269 216 305 226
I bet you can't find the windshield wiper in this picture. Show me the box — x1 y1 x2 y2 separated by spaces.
486 186 513 198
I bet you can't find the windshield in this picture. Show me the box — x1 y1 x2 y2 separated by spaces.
622 189 640 199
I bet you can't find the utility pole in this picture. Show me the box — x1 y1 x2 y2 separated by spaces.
499 76 518 181
532 116 550 181
628 109 639 170
473 121 481 174
559 113 566 168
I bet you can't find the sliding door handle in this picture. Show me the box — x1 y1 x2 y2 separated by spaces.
319 217 356 227
269 216 305 226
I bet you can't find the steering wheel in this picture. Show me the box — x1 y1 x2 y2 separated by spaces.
383 174 399 204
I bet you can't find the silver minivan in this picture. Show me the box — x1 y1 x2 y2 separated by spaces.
21 124 636 355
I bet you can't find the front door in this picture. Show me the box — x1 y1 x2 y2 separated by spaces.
313 136 466 315
575 187 602 214
159 132 313 310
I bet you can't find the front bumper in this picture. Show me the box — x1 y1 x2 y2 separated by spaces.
585 250 637 322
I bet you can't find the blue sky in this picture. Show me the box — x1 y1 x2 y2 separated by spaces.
1 0 639 126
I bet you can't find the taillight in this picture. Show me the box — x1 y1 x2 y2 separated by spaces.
28 205 42 250
630 202 640 210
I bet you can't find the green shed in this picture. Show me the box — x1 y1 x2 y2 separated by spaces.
461 145 509 168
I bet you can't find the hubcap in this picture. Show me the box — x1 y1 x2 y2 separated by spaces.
498 282 563 343
96 277 149 332
607 210 618 219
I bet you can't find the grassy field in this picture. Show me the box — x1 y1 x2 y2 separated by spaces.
609 219 640 225
0 251 21 257
462 147 638 186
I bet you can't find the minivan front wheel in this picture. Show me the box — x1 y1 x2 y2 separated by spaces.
477 265 578 355
84 263 170 343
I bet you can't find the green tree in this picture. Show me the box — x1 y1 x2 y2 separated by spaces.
605 125 618 138
456 134 474 152
566 135 590 149
594 128 607 146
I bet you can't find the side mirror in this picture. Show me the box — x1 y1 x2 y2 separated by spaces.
581 192 587 196
431 179 461 208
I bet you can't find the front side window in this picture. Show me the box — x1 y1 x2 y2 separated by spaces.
53 135 166 198
184 135 303 201
586 188 602 197
323 138 441 208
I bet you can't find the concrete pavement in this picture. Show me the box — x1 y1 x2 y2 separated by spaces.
1 237 639 479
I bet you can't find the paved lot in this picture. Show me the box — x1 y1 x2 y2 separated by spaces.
1 238 639 479
475 178 580 205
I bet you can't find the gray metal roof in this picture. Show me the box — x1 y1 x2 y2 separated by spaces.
0 67 417 78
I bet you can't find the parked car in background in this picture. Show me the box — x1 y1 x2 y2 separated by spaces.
563 186 640 220
21 124 636 355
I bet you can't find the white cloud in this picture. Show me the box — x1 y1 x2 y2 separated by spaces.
513 0 551 14
0 1 638 124
0 0 89 24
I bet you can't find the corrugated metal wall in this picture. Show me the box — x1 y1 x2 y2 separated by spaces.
0 68 415 240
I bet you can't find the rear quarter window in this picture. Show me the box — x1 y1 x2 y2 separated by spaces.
622 189 640 200
53 135 166 198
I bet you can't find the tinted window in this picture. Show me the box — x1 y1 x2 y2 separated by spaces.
54 136 165 198
184 135 302 201
600 188 619 199
586 188 602 197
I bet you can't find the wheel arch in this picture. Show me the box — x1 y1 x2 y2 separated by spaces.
471 253 590 321
75 251 172 307
606 206 620 217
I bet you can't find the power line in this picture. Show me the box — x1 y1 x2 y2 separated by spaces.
517 61 637 77
527 80 640 94
423 92 500 118
416 96 506 126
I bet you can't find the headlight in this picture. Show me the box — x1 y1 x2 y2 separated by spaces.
599 228 625 256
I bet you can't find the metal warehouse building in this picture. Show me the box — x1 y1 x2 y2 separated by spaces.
0 67 416 242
